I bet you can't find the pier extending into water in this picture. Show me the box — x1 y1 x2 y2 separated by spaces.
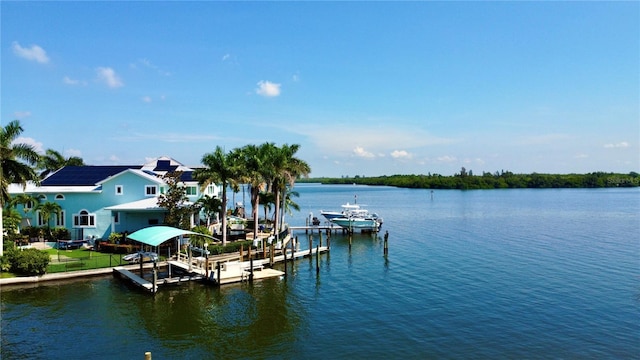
114 231 330 294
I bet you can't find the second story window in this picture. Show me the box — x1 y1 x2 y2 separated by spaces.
116 185 123 195
145 185 157 196
185 186 197 196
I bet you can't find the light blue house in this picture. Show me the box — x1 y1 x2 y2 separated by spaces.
8 157 219 241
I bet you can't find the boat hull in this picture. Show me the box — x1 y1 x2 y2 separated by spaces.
330 217 381 231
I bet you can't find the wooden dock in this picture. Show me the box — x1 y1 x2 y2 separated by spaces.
113 233 330 293
113 267 155 292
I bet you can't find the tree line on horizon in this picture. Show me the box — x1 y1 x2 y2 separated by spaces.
302 168 639 189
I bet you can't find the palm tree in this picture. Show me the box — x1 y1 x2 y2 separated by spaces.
195 195 223 227
258 191 276 224
38 149 84 179
271 144 310 234
236 143 277 242
0 120 40 207
193 146 239 246
1 120 40 256
8 193 40 229
35 201 62 241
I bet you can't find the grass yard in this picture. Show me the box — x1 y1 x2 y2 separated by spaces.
46 248 131 273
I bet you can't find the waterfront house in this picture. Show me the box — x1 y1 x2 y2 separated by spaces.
7 156 219 241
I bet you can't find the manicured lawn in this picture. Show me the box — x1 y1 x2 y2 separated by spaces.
46 248 133 273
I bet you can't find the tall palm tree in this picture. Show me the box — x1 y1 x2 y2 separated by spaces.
194 146 239 246
38 149 84 179
35 201 62 240
0 120 40 207
236 143 277 242
272 144 310 234
1 120 40 256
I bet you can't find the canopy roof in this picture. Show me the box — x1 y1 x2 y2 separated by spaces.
126 226 215 247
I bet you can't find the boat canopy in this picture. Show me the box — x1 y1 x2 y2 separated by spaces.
126 226 215 247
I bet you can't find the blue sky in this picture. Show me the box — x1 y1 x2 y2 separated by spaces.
2 1 638 177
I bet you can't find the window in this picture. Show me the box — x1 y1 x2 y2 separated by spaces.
35 210 62 227
145 185 157 196
186 186 197 196
55 194 65 200
114 212 120 224
24 200 34 211
206 184 216 195
115 185 123 195
73 210 96 227
55 210 65 227
37 211 45 227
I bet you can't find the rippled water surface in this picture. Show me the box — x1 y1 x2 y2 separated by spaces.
2 186 639 359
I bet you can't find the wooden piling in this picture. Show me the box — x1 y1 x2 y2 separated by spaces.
262 238 267 259
249 257 254 283
216 261 221 285
383 231 389 256
269 243 274 266
316 245 320 274
239 244 243 262
145 351 152 360
319 231 323 247
309 235 313 256
283 245 288 276
153 267 158 294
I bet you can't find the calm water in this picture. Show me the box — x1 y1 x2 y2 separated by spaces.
2 185 639 359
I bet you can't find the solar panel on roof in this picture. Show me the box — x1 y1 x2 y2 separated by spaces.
154 160 173 171
40 166 141 186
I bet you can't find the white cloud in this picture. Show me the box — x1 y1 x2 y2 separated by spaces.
63 76 87 86
391 150 412 159
13 137 44 154
353 146 375 158
142 96 152 103
222 54 231 61
604 141 629 149
12 41 49 63
13 111 31 119
65 149 82 157
256 80 281 97
96 67 124 88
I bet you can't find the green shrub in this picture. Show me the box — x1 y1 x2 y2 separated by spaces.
108 232 123 244
51 227 71 241
7 248 50 276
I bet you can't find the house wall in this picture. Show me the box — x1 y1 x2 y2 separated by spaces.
10 160 222 241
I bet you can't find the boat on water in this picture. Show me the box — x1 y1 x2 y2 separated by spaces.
320 202 361 221
330 209 383 232
321 198 383 232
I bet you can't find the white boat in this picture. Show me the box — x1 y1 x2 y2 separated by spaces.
123 251 159 264
322 198 383 232
330 210 383 232
320 202 361 221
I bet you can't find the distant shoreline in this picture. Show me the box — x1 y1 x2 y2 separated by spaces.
300 171 639 190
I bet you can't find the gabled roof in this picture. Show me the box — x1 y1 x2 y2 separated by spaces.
41 166 141 186
96 168 164 186
32 157 198 189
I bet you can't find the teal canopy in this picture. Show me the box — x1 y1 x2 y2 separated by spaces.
126 226 215 247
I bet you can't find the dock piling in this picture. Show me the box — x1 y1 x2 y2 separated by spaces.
316 244 320 274
383 231 389 256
